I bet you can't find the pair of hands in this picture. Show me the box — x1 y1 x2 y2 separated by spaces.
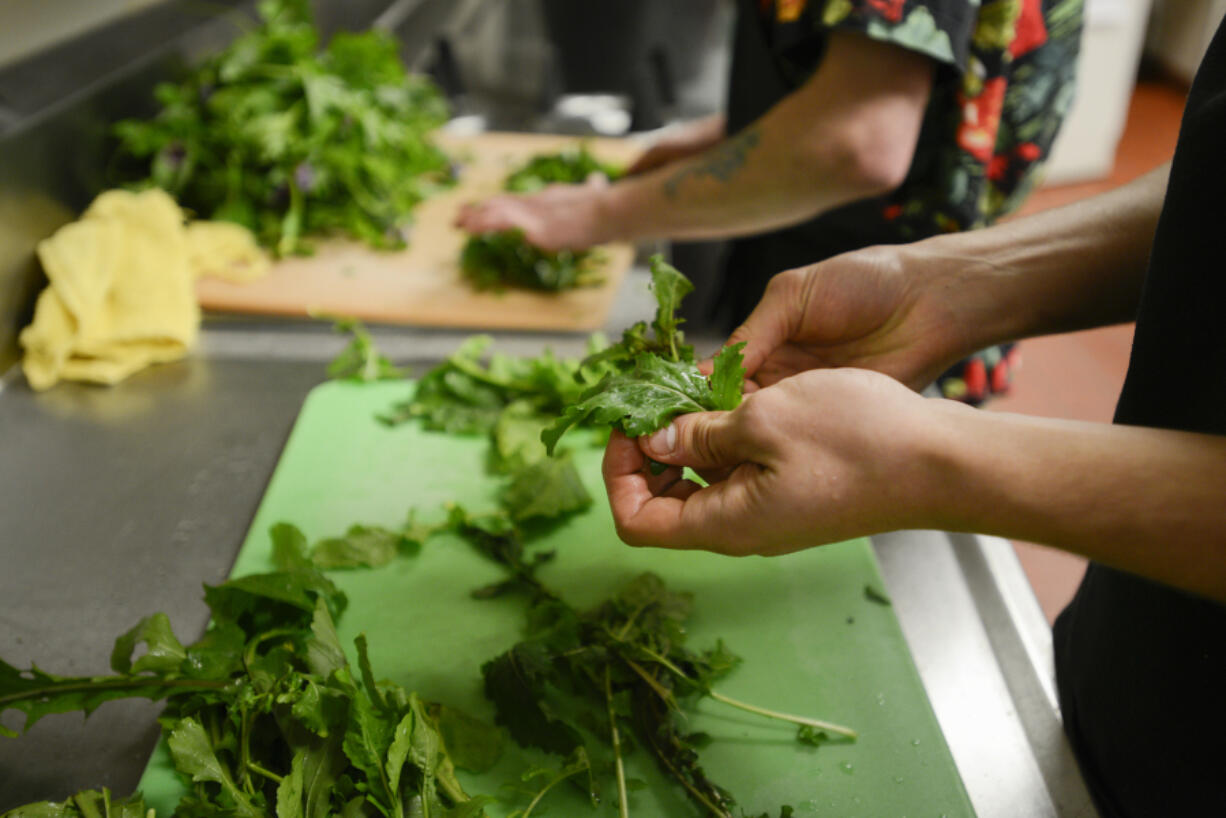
454 115 725 250
604 246 975 556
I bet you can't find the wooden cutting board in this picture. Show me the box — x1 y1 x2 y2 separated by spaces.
136 380 975 817
194 132 641 331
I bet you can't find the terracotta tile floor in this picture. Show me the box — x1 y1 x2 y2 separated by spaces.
989 78 1188 623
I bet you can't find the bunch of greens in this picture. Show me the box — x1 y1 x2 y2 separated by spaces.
459 231 599 292
460 145 622 292
0 540 498 818
113 0 453 256
542 255 746 455
444 514 854 818
380 334 613 471
341 332 604 531
503 145 622 194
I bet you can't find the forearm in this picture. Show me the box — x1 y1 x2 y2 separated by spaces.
595 32 933 243
910 164 1168 354
923 399 1226 602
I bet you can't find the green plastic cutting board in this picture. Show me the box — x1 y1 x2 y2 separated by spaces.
138 380 974 818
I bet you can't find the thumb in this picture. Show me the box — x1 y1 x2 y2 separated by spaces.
638 411 750 470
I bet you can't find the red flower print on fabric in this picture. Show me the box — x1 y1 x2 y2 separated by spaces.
864 0 906 24
1009 0 1048 58
957 77 1007 163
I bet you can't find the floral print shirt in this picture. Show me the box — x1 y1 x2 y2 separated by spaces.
750 0 1084 238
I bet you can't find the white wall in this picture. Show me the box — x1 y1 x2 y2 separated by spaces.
1145 0 1226 84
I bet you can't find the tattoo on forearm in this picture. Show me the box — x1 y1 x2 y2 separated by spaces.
661 128 762 199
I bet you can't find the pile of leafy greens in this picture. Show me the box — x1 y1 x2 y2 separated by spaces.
542 255 746 455
113 0 453 256
443 510 855 818
459 231 598 293
0 542 499 818
460 145 622 292
502 145 621 194
377 333 612 523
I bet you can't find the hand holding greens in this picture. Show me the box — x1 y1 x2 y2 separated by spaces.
542 255 746 455
460 145 623 292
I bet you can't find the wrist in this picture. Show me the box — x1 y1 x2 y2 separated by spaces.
594 179 642 244
899 233 1029 362
904 396 994 533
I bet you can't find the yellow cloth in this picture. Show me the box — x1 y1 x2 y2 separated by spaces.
19 189 270 390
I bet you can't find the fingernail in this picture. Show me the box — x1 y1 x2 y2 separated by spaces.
646 423 676 454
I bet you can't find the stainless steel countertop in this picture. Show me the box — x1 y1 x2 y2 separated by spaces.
0 271 1096 814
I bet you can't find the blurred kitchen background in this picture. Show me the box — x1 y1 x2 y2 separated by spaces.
2 0 1223 619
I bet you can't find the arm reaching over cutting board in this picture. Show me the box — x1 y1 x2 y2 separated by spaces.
456 31 933 251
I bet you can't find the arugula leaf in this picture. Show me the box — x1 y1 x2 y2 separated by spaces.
3 554 500 818
168 717 265 817
433 704 504 774
0 659 221 737
709 342 748 411
204 568 347 632
476 563 856 818
541 257 747 454
491 401 550 473
542 354 714 455
276 750 308 818
0 789 149 818
648 255 695 363
500 455 593 522
311 524 421 570
109 613 187 675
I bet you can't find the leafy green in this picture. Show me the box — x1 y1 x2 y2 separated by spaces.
708 343 748 411
541 256 746 455
1 561 497 817
0 789 149 818
381 335 610 436
478 571 842 817
451 515 857 818
270 520 430 572
168 717 265 816
327 319 405 383
503 144 622 193
500 455 593 522
460 231 600 292
112 0 453 255
311 524 423 570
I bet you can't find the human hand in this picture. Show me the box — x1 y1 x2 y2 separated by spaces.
625 114 727 176
603 368 955 555
718 244 972 391
454 176 614 252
